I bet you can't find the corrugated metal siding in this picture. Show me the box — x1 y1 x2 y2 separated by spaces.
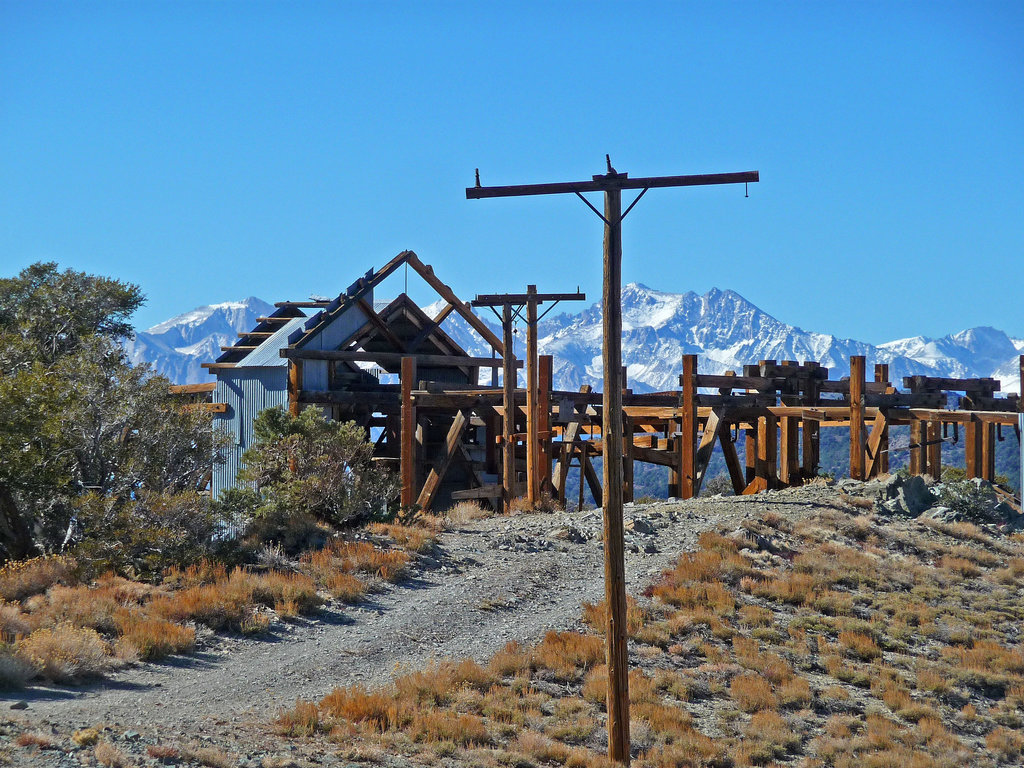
236 317 306 367
212 368 288 497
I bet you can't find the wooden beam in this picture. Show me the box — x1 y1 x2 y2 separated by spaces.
182 402 227 413
281 349 521 369
466 170 760 199
864 411 888 478
169 383 217 394
780 415 799 485
400 357 417 509
909 420 925 476
405 252 506 356
623 414 634 503
757 413 778 488
356 297 408 352
904 375 1000 392
451 485 503 501
720 430 747 495
964 418 981 479
849 356 866 481
416 410 470 511
981 421 995 482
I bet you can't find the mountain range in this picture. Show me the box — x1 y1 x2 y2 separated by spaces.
125 286 1023 395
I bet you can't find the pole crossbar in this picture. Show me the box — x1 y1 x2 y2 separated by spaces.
465 160 758 765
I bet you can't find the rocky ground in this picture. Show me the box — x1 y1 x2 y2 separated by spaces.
3 477 1022 767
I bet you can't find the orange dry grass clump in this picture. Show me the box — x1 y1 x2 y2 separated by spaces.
410 710 490 746
319 684 403 731
365 522 436 553
0 556 76 602
114 611 195 660
531 631 604 681
303 540 410 584
730 673 777 712
838 631 882 661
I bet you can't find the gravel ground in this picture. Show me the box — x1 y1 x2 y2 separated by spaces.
5 488 844 763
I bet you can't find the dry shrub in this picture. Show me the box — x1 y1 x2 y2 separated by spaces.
0 555 75 602
915 666 951 694
319 684 401 731
366 522 436 554
16 624 108 682
0 603 32 640
986 726 1024 761
729 673 777 712
72 728 100 746
738 604 773 628
146 745 180 762
838 630 882 661
410 710 490 746
276 699 323 736
326 572 366 603
394 659 494 706
745 572 816 606
0 645 34 687
163 559 228 588
14 732 54 749
531 631 604 680
115 612 195 660
446 500 490 525
251 570 321 613
312 540 410 582
488 640 532 677
942 639 1024 676
181 746 234 768
991 557 1024 585
650 579 734 615
922 518 990 545
743 710 801 760
778 676 813 708
94 742 129 768
32 584 121 633
938 555 981 578
582 596 650 638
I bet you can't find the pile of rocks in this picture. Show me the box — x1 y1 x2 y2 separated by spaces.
839 474 1023 531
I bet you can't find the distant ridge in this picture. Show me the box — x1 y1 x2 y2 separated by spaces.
128 288 1022 394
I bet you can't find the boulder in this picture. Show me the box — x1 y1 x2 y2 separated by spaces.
887 475 934 516
920 506 960 524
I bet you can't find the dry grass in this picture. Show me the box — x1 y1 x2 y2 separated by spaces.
275 699 323 736
16 624 109 682
729 673 777 712
0 555 75 602
94 742 132 768
145 745 180 762
531 631 604 681
838 630 882 661
445 500 491 525
114 611 195 660
366 522 437 553
14 732 55 749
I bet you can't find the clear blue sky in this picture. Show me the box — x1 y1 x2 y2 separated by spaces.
2 1 1021 343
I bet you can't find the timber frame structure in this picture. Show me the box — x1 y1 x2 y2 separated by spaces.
201 250 1024 512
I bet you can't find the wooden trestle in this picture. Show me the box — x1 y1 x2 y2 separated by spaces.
289 350 1023 511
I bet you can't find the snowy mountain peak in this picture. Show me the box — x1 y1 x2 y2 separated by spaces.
128 288 1021 396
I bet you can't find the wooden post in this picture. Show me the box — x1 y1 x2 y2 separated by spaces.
849 356 865 481
745 427 757 484
981 421 995 482
910 420 925 476
680 354 698 499
526 285 539 504
501 304 516 512
757 413 778 488
623 414 634 503
538 355 553 498
927 421 942 480
601 182 630 765
780 416 799 486
400 356 417 509
801 361 820 479
965 417 981 479
287 360 303 417
874 364 890 475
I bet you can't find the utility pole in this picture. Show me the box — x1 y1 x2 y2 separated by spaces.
472 287 586 510
467 158 758 764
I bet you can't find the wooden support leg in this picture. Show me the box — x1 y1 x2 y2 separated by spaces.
757 414 778 489
964 419 981 479
874 364 890 474
745 427 757 484
981 421 995 482
780 416 799 485
416 410 469 511
909 421 925 476
526 286 539 505
538 355 553 498
720 427 747 495
927 421 942 481
287 360 303 418
680 354 697 499
400 357 417 509
849 355 865 481
667 422 681 498
693 409 723 496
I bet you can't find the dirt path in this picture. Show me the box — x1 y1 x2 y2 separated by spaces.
16 493 819 740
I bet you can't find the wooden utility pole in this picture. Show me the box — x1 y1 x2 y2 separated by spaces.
468 158 758 765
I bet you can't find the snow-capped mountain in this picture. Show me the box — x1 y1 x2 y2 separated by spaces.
131 287 1022 395
124 297 273 384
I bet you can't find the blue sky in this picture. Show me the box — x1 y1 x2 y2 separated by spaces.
2 1 1021 343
